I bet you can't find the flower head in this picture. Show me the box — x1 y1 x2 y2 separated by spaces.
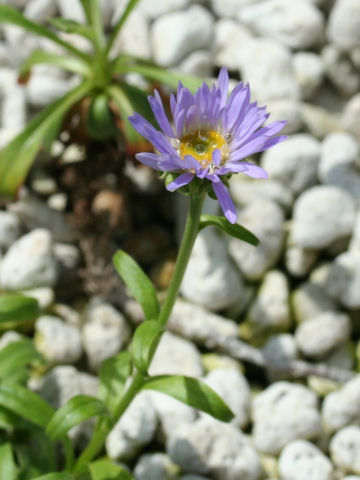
129 68 287 223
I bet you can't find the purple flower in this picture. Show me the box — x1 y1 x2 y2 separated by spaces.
129 68 287 224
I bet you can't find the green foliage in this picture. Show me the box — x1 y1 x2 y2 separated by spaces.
113 250 160 321
46 395 108 441
199 214 260 246
142 375 234 422
0 381 54 428
89 459 134 480
132 321 164 375
0 0 202 196
31 473 75 480
0 339 42 381
0 443 18 480
0 294 41 327
99 352 132 415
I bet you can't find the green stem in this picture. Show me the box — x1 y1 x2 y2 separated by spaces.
73 194 205 474
63 436 74 472
105 0 141 56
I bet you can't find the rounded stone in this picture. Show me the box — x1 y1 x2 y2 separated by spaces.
151 5 214 67
342 94 360 141
0 229 58 290
325 252 360 309
322 375 360 433
295 311 351 359
327 0 360 52
291 282 338 325
330 426 360 474
134 453 179 480
0 211 21 251
239 0 324 49
292 52 324 99
319 132 360 204
322 45 360 97
292 186 356 250
252 382 321 455
82 301 130 372
168 417 263 480
106 392 157 461
228 200 285 282
279 440 334 480
35 315 83 365
181 228 245 311
261 134 321 195
203 368 251 428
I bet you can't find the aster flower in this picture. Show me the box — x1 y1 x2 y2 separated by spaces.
129 67 287 224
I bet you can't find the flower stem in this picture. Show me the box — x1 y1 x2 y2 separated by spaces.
73 194 205 474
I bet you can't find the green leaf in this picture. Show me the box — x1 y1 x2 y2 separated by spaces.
46 395 108 441
89 459 134 480
0 405 30 430
132 321 164 375
86 93 117 140
0 380 54 427
199 214 259 246
19 50 92 78
0 339 42 380
0 81 92 196
106 0 141 55
14 429 56 478
48 17 95 42
0 443 18 480
0 294 41 325
113 250 160 321
0 5 90 62
31 474 75 480
107 83 153 146
112 61 203 93
142 375 234 422
99 351 131 415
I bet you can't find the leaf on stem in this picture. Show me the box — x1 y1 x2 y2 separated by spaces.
89 459 134 480
199 214 259 246
132 321 164 375
48 17 95 42
31 473 75 480
0 443 18 480
19 50 93 78
112 61 203 93
0 294 41 325
46 395 108 441
0 5 90 62
106 0 141 54
0 339 42 380
113 250 160 321
99 351 132 414
0 81 92 196
0 381 54 427
142 375 234 422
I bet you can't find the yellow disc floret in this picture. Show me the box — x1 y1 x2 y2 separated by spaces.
179 130 227 167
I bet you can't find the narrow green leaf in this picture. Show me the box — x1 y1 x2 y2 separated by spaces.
107 83 151 146
199 214 259 246
142 375 234 422
132 321 164 375
0 294 41 324
19 50 92 78
14 429 57 477
89 459 134 480
0 443 18 480
0 339 42 380
46 395 108 441
0 405 30 430
106 0 141 54
0 5 90 62
113 250 160 321
48 17 95 42
0 380 54 427
0 81 92 196
99 351 131 414
31 473 75 480
112 62 203 93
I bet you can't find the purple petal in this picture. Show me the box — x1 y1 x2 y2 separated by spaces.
129 113 176 155
258 135 288 152
149 90 174 138
212 148 221 167
217 67 229 107
135 152 162 170
166 172 194 191
212 180 237 224
230 136 268 161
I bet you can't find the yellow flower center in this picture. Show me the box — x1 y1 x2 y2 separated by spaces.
179 130 227 167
